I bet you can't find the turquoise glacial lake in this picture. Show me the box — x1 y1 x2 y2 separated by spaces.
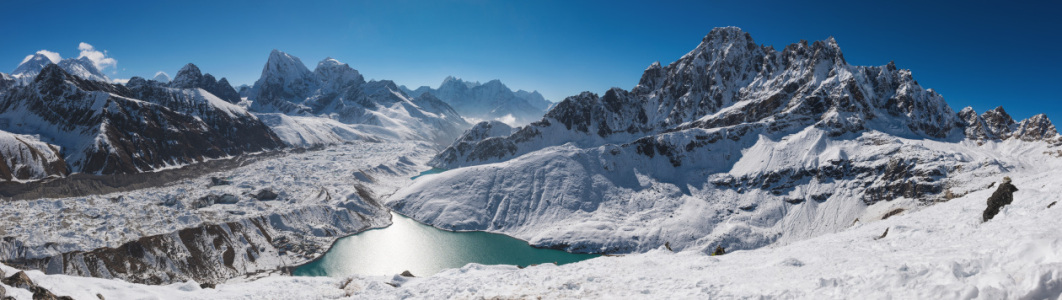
293 212 600 277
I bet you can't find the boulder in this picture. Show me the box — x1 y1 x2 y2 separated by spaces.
252 189 278 201
2 271 34 289
983 177 1018 222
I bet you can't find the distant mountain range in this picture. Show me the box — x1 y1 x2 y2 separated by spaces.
0 49 480 181
402 76 553 126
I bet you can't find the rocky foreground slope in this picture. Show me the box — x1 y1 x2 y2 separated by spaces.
390 27 1061 254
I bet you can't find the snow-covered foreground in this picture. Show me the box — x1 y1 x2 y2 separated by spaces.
6 164 1060 299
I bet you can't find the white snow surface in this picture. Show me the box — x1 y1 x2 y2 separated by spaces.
0 141 434 262
392 126 1062 255
7 161 1062 298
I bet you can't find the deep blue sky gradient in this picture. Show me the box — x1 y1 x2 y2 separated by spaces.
1 0 1059 119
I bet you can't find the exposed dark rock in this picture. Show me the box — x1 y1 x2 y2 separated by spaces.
876 227 889 240
399 270 415 277
881 209 905 220
194 193 238 208
960 106 1058 141
210 177 232 186
252 188 278 201
2 271 34 289
199 282 215 289
712 246 726 256
983 177 1018 222
1049 201 1057 209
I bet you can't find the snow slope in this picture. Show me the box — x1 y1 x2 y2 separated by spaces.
0 130 68 181
0 141 436 285
393 126 1062 254
5 162 1062 298
391 27 1062 256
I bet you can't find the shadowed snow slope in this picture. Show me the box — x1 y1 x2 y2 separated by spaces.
390 27 1062 256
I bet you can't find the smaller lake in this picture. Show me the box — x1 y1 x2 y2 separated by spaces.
294 212 599 277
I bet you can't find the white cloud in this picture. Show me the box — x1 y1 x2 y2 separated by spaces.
494 114 517 126
20 50 62 65
77 42 117 72
111 78 130 84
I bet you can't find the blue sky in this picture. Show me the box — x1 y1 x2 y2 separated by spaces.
2 0 1059 119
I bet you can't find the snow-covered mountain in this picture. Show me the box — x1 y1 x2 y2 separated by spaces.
0 64 284 177
401 76 552 126
11 53 111 83
0 72 14 94
389 27 1062 255
248 50 470 147
152 71 171 84
169 63 242 103
0 131 68 181
959 106 1057 141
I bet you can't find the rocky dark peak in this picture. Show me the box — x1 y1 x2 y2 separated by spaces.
958 106 1057 141
981 106 1016 136
217 77 233 89
169 63 241 103
172 63 203 86
432 27 965 169
125 76 149 88
1012 113 1057 141
33 64 120 96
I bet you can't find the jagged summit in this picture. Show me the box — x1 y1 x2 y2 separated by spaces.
247 50 469 146
166 63 241 103
431 26 964 169
171 63 203 87
961 106 1058 141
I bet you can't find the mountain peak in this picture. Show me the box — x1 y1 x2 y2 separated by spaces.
261 49 311 80
153 71 171 83
13 53 58 77
172 63 203 87
56 57 110 82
